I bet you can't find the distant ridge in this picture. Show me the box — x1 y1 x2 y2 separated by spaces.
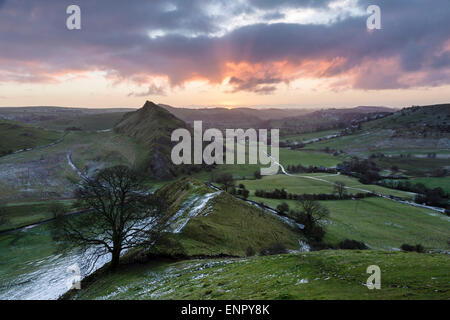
306 104 450 155
159 103 396 131
159 104 313 129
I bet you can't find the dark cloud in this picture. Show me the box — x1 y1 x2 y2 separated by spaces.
0 0 449 92
248 0 334 10
432 52 450 69
128 83 168 97
229 75 282 94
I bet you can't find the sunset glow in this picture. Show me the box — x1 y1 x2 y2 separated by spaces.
0 0 449 108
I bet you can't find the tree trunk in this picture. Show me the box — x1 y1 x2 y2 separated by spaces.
110 246 121 271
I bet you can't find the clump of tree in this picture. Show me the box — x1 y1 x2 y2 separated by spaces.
369 153 386 159
255 188 374 201
65 127 83 131
246 246 256 257
414 187 449 208
253 171 262 180
279 140 305 149
401 243 425 253
287 164 337 174
432 168 447 177
377 180 450 208
259 243 288 256
338 239 368 250
62 165 168 271
216 173 235 192
0 150 13 157
255 188 287 199
379 179 449 208
230 183 249 199
276 202 290 215
337 157 381 184
50 202 67 219
333 181 347 199
291 200 329 242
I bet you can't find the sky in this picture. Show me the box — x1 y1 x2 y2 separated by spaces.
0 0 449 109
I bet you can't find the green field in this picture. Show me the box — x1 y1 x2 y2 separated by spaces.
0 200 75 232
0 222 62 283
279 149 344 167
64 250 450 300
409 177 450 193
0 120 63 156
244 193 449 251
191 148 345 181
237 174 415 200
40 112 127 131
234 173 449 250
320 198 450 250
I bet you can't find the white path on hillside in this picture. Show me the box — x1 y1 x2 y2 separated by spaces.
166 190 222 234
66 152 88 180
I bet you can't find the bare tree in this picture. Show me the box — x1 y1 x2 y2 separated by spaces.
216 173 235 192
333 181 347 199
276 202 290 215
63 165 168 271
50 202 66 219
295 199 329 229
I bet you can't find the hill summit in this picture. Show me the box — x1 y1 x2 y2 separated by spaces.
114 101 189 179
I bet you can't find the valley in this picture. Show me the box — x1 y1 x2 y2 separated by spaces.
0 102 449 300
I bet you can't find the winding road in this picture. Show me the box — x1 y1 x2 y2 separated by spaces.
265 152 446 214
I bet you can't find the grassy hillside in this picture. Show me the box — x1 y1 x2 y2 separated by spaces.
307 104 450 158
43 112 127 131
0 120 63 156
280 129 340 143
149 177 303 258
190 146 345 182
363 104 449 136
237 174 449 250
64 250 450 300
0 130 147 203
0 107 133 131
320 198 450 250
373 157 450 177
239 174 414 199
0 199 75 232
115 101 191 179
271 107 394 136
